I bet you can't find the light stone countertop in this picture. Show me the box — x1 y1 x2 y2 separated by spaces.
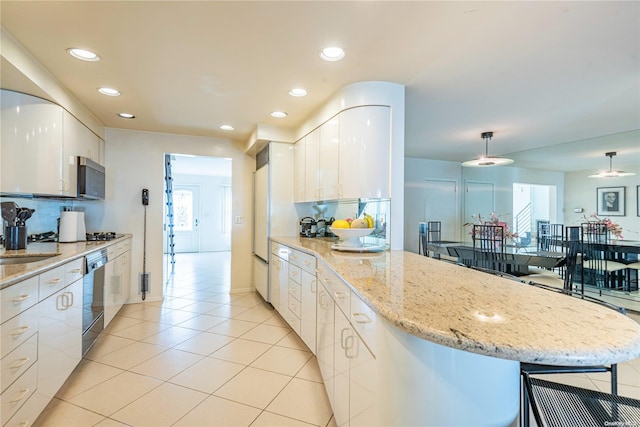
273 236 640 366
0 235 132 290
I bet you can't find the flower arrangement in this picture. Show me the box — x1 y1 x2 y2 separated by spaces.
582 213 623 239
464 212 519 240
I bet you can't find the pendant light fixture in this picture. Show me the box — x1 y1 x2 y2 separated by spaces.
461 131 514 167
588 152 635 178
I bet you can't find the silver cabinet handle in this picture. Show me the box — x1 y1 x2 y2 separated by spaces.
12 294 31 303
10 357 30 370
10 326 30 336
334 291 347 299
352 312 372 324
9 388 30 403
69 268 82 274
46 278 62 285
311 279 317 293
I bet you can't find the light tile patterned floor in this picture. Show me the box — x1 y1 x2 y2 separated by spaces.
33 253 640 426
34 253 335 427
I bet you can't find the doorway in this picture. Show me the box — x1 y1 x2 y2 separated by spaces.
173 184 201 253
163 154 232 288
513 183 557 242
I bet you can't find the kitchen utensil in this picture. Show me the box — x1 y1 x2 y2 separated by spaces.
1 202 17 226
16 208 35 226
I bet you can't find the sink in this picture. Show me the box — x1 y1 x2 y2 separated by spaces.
0 254 58 265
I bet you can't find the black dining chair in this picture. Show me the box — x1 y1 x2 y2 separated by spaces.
418 222 428 256
472 224 505 271
581 222 628 291
563 226 581 292
520 280 628 427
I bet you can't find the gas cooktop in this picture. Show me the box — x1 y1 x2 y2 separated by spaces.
86 232 124 241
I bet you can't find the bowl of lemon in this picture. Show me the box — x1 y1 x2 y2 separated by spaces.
330 215 374 248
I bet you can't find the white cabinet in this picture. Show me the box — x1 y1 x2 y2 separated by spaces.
0 257 84 427
316 282 335 408
104 241 131 327
286 249 317 351
62 111 102 197
317 260 378 427
304 129 320 202
0 90 64 196
293 140 306 202
270 242 290 313
318 116 340 200
36 279 82 403
339 106 390 199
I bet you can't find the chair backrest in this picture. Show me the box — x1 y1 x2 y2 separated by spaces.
472 224 505 270
581 222 609 287
538 223 550 251
548 224 564 252
427 221 441 244
418 222 428 256
563 226 581 291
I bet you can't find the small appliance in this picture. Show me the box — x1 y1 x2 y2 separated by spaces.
78 156 106 199
299 217 317 238
58 211 87 242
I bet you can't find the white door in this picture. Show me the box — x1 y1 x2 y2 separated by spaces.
464 181 495 241
173 185 200 253
404 179 458 252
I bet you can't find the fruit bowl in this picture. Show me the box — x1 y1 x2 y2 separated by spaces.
330 226 374 247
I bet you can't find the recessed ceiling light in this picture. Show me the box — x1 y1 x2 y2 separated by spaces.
270 111 288 118
289 88 307 97
68 48 100 62
220 125 234 131
320 47 345 62
118 112 135 119
98 87 120 96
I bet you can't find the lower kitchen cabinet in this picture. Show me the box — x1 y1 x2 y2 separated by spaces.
1 257 84 427
316 282 335 407
36 279 82 403
104 242 131 327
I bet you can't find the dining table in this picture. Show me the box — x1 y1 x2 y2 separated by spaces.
426 241 565 275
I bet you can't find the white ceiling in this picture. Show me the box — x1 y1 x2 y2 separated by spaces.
1 1 639 171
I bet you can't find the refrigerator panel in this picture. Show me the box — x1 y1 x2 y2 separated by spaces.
253 255 269 301
254 164 269 262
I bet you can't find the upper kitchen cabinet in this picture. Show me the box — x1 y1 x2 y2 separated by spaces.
62 111 102 197
1 90 105 198
293 137 306 203
318 116 340 200
303 129 320 202
1 90 64 196
339 106 390 199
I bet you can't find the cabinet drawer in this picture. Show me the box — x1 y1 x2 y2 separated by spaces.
317 263 350 316
287 309 301 334
39 265 66 301
106 244 117 260
64 258 84 284
1 277 39 323
271 242 290 260
1 305 38 358
288 264 302 284
1 362 37 426
288 293 301 319
116 240 131 256
288 280 301 302
289 249 316 274
350 291 377 355
1 333 37 393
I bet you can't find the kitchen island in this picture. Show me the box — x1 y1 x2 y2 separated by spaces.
271 236 640 426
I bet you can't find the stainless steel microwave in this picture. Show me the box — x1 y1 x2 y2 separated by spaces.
78 157 105 199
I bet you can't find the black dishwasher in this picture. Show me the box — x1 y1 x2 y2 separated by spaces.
82 249 107 356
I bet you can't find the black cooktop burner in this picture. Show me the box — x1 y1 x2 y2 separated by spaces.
86 232 123 241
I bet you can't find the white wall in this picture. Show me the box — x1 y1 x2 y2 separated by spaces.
564 164 640 240
462 166 565 230
404 157 462 252
88 128 254 302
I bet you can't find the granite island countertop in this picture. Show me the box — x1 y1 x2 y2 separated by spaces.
0 235 132 290
273 236 640 366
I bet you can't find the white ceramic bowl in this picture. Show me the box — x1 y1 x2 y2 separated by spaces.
330 226 374 247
